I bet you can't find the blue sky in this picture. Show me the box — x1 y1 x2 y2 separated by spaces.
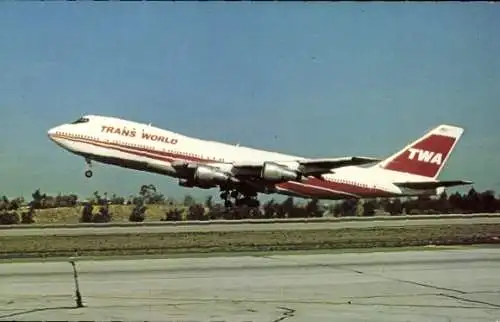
0 2 499 201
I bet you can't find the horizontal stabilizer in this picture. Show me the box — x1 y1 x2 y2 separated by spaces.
394 180 473 190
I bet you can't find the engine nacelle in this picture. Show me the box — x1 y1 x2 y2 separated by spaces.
193 166 232 185
261 162 301 182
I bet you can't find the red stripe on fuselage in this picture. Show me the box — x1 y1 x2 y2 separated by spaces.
277 178 392 199
307 177 392 197
52 133 208 163
278 181 353 199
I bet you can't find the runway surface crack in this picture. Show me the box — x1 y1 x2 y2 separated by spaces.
324 263 500 310
273 306 296 322
346 267 467 294
265 255 469 295
262 254 500 311
0 306 78 319
438 293 500 309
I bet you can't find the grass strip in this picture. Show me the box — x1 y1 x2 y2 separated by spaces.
1 224 499 259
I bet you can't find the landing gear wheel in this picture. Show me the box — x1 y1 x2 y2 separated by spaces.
235 198 244 207
237 197 260 208
84 170 93 178
220 189 259 208
246 198 260 208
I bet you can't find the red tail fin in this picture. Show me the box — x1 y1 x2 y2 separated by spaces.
377 124 464 179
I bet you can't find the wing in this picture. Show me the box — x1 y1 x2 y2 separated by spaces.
230 156 381 177
167 156 381 193
296 156 382 176
394 180 473 190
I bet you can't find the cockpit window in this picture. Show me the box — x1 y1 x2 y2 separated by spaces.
71 117 90 124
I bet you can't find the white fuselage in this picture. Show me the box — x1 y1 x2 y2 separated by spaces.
48 115 442 200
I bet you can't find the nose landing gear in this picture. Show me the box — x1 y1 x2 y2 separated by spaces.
84 158 93 178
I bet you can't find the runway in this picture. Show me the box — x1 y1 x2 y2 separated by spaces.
2 216 500 237
0 247 499 321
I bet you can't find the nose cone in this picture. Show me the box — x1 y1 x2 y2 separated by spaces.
47 125 70 150
47 127 57 139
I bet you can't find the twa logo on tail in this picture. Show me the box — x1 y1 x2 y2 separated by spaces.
407 148 442 165
378 124 464 179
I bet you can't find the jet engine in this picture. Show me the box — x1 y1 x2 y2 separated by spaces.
260 162 301 182
192 165 232 185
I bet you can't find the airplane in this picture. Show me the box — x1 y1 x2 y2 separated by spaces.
47 115 472 207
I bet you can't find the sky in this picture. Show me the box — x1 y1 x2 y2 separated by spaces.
0 2 499 202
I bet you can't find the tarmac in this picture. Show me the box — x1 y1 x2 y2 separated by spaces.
1 216 500 236
1 246 499 321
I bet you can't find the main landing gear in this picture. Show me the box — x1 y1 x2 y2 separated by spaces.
84 158 93 178
220 190 260 208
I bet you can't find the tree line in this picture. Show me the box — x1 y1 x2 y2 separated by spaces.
0 185 499 225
